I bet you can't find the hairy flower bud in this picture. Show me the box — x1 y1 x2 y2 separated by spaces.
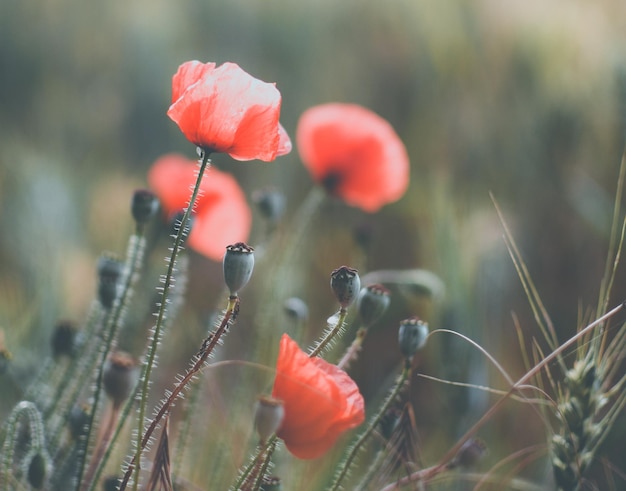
50 320 77 359
103 352 139 409
357 284 390 327
97 255 124 309
254 395 285 445
131 189 159 225
398 317 429 358
223 242 255 295
252 188 286 224
25 451 48 489
330 266 360 308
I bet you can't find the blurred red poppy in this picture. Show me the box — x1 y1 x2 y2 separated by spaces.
296 103 409 212
271 334 365 459
167 61 292 162
148 154 251 261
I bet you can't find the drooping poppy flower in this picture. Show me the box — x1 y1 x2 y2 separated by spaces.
167 61 292 162
148 154 252 261
271 334 365 459
296 103 410 212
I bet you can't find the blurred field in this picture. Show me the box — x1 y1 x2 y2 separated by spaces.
1 1 626 489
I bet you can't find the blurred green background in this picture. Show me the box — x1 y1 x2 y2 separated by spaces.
1 0 626 488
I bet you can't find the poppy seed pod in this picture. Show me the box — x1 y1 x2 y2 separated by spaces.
97 255 125 309
254 395 285 445
223 242 255 295
50 320 77 359
357 284 391 327
252 188 286 224
330 266 361 308
103 352 139 409
68 405 91 441
131 189 159 225
398 317 429 358
283 297 309 324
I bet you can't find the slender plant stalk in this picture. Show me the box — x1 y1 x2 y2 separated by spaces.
75 232 147 491
329 362 411 491
337 327 366 370
119 294 240 491
125 153 210 491
309 308 349 358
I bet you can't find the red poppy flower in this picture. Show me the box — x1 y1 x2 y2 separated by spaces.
271 334 365 459
167 61 292 162
148 154 252 261
296 103 410 212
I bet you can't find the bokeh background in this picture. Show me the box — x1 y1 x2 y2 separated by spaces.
1 0 626 489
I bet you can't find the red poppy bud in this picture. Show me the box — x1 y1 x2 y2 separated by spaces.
330 266 360 308
398 317 429 358
297 103 409 212
272 334 365 459
167 61 292 162
223 242 255 295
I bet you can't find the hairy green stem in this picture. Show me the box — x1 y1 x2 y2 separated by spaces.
309 308 348 358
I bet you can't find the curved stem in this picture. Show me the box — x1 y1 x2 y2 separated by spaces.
309 308 348 358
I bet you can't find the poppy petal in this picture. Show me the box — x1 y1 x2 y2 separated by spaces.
171 60 217 104
272 334 364 459
297 103 409 212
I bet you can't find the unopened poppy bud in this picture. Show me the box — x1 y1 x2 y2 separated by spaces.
50 320 77 359
170 210 195 243
223 242 254 295
68 405 91 441
357 284 391 327
25 451 48 489
398 317 429 358
330 266 360 308
103 352 139 409
131 189 159 225
97 255 124 309
254 395 285 445
283 297 309 324
252 188 286 224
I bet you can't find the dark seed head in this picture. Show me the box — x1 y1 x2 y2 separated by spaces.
97 255 124 309
26 452 47 489
103 352 139 408
131 189 159 225
223 243 255 295
68 405 91 441
51 320 77 359
330 266 360 308
252 188 286 224
398 317 429 358
357 284 391 327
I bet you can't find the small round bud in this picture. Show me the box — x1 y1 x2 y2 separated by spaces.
398 317 429 358
254 395 284 445
131 189 159 225
25 451 48 489
252 188 286 224
357 284 391 327
97 255 125 309
51 320 77 359
330 266 361 308
103 352 139 408
283 297 309 324
68 405 91 441
223 243 255 295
